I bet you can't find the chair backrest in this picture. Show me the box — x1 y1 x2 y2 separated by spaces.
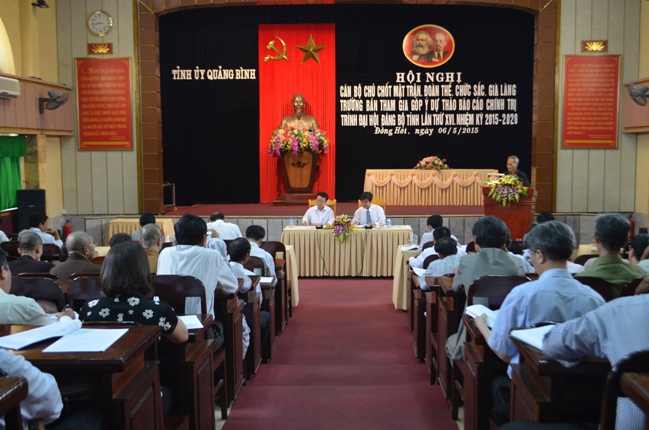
574 276 615 302
466 275 531 308
67 276 104 312
465 241 476 253
619 277 645 297
243 256 266 277
260 241 286 262
599 350 649 430
151 274 207 314
15 272 58 279
307 199 337 216
90 256 105 265
423 254 439 269
160 242 174 252
0 242 19 257
422 241 435 251
68 273 100 280
357 199 387 215
573 253 599 266
41 244 61 262
0 376 28 429
9 277 66 311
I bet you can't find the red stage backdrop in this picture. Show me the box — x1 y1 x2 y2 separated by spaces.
258 24 336 203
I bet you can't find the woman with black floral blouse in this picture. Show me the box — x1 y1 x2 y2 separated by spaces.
80 241 188 343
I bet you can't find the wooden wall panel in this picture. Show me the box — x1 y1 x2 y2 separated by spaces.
555 0 640 213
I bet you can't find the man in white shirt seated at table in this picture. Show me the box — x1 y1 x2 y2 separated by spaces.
302 191 334 226
352 192 386 226
206 212 243 240
20 213 63 249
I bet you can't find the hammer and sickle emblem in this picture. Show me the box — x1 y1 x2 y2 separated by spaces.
264 36 289 62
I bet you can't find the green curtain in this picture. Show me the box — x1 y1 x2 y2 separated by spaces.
0 136 27 210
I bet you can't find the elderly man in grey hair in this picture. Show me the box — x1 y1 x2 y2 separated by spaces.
9 231 55 274
139 223 163 272
50 231 100 278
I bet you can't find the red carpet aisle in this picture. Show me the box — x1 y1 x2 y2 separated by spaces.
223 278 458 430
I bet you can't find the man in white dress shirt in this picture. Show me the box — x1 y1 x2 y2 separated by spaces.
418 238 462 289
302 191 334 226
410 226 465 269
21 214 63 248
245 225 277 287
352 192 386 226
206 212 243 240
157 214 240 351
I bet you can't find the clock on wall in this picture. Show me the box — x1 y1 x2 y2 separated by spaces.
87 10 113 37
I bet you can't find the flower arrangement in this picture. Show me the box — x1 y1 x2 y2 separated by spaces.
324 214 358 244
268 127 329 157
413 155 449 171
486 174 529 206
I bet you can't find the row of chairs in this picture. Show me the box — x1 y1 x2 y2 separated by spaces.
408 270 647 429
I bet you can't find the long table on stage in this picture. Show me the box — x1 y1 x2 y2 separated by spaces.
106 218 176 244
281 225 412 277
363 169 497 206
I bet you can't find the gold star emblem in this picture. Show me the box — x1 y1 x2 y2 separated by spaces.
297 35 325 64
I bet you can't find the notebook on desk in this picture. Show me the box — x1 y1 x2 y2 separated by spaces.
510 325 554 351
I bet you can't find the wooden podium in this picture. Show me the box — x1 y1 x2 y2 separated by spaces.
482 187 536 241
273 151 318 206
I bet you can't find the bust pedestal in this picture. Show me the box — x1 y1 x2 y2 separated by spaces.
273 151 319 206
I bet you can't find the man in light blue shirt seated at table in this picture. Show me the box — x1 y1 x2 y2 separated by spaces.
352 192 385 226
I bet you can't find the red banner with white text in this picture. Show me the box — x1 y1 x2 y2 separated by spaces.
258 24 336 202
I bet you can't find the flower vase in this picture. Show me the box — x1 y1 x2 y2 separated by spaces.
482 186 536 241
280 150 319 193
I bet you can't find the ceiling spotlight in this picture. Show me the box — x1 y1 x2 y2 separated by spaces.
31 0 49 8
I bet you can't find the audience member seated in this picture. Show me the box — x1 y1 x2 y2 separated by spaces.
302 191 335 226
418 237 461 290
517 293 649 430
109 233 132 248
0 250 75 325
0 349 63 427
409 226 465 269
474 221 606 424
139 224 163 271
20 213 63 249
50 232 101 278
628 233 649 275
131 212 155 242
245 225 277 287
0 229 8 243
508 239 535 273
575 213 645 298
157 214 239 350
8 231 54 274
228 238 272 356
206 212 243 240
445 216 526 361
205 237 228 265
419 215 460 250
535 210 555 225
352 191 386 227
80 241 188 416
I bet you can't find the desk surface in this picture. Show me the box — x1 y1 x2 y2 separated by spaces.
3 324 160 373
282 225 412 277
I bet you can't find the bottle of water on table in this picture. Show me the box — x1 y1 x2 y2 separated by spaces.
288 216 294 227
386 218 391 228
412 233 418 246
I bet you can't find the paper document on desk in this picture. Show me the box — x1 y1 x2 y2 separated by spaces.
412 267 426 277
260 277 274 284
509 325 554 351
402 244 419 251
464 305 498 328
179 315 203 329
0 319 82 350
42 328 128 353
